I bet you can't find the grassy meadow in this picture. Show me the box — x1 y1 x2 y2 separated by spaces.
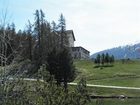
1 59 140 100
88 99 140 105
74 59 140 87
74 59 140 97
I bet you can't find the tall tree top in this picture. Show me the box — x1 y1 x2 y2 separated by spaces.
58 14 66 31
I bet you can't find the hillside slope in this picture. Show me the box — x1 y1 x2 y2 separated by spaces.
91 43 140 59
74 60 140 87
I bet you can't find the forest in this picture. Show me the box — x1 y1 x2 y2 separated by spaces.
0 10 90 105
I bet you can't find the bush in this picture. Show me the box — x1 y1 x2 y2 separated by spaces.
0 65 90 105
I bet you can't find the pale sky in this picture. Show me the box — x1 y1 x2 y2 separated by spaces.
0 0 140 54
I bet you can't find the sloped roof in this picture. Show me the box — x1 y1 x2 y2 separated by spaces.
66 30 76 41
71 46 90 53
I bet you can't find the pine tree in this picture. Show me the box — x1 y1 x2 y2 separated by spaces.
25 21 33 61
110 55 115 64
58 14 69 48
51 21 60 50
96 54 101 65
101 53 105 65
105 53 109 64
33 10 42 69
47 48 76 90
33 9 48 69
59 48 75 90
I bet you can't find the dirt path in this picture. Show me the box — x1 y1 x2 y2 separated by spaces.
7 78 140 90
69 82 140 90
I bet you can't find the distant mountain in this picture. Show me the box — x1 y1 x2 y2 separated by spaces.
91 43 140 59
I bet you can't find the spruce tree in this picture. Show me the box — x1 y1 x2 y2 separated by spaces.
59 48 75 90
58 14 69 47
101 53 105 65
96 54 101 65
105 53 109 64
47 48 76 90
110 55 115 64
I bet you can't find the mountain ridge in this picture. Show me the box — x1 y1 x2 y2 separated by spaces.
91 43 140 59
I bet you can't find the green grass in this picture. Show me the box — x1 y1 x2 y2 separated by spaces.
74 60 140 104
88 86 140 97
74 59 140 87
88 99 140 105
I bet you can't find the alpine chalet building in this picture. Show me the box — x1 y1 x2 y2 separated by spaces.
66 30 90 59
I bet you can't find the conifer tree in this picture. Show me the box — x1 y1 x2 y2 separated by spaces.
58 14 69 47
96 54 101 65
101 53 105 65
47 48 76 90
105 53 109 64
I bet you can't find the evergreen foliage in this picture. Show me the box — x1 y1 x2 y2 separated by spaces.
0 65 89 105
0 9 76 89
0 9 87 104
47 48 76 89
94 53 115 67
